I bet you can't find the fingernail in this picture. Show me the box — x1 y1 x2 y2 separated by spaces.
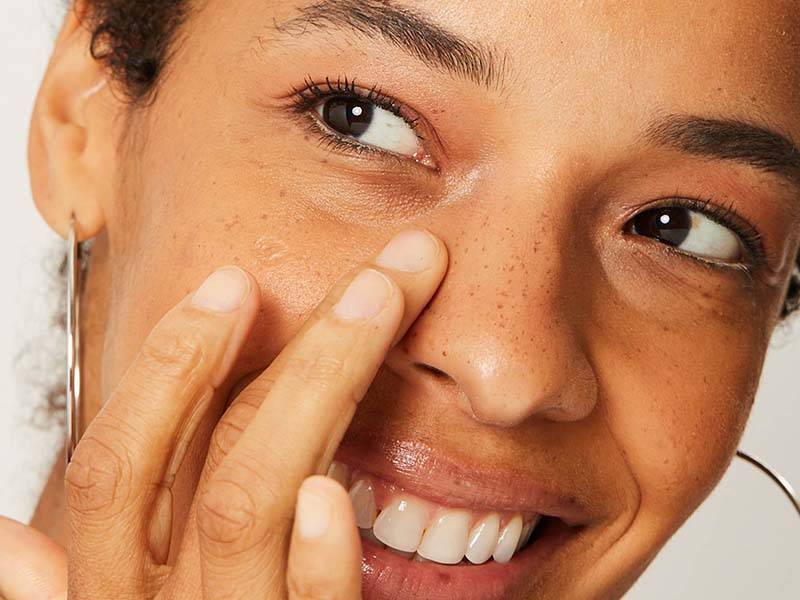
333 268 392 321
191 266 250 313
375 229 439 272
297 479 333 539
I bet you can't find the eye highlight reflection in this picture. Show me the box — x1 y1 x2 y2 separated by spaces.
290 76 436 169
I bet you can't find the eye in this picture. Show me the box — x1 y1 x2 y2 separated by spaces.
314 97 422 159
629 205 743 262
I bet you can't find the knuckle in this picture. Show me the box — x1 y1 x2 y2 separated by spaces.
65 435 135 518
137 320 211 383
206 399 258 471
197 456 281 556
284 354 349 391
197 478 259 550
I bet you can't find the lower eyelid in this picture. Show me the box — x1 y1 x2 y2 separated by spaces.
625 227 754 277
299 111 409 167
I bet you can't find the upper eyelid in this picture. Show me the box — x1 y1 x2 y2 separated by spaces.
289 76 407 118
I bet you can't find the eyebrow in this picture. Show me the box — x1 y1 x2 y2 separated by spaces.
644 114 800 189
270 0 507 90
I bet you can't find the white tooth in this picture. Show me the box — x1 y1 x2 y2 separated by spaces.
417 510 471 565
465 513 500 565
348 479 378 529
493 514 523 564
326 461 350 488
516 514 541 551
373 496 427 553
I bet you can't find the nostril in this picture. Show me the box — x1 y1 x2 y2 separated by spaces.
414 362 450 380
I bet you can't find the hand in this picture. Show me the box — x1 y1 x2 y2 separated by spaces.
0 228 447 599
0 516 67 600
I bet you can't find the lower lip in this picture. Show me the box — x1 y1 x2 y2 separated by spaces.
360 517 577 600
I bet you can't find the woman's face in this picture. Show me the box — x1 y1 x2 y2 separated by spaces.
41 0 800 598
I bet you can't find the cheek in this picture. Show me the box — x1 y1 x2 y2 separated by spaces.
101 155 400 403
592 293 768 530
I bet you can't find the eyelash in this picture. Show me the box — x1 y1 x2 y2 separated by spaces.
634 195 767 275
288 75 423 161
286 77 768 276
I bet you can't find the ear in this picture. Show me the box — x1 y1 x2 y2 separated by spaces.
28 2 121 241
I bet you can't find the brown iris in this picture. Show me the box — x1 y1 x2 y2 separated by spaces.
322 98 374 138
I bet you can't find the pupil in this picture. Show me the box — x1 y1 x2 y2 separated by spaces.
322 98 374 137
632 207 691 247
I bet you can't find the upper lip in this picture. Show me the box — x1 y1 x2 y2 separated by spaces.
335 433 595 526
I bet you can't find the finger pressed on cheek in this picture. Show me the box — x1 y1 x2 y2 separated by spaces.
333 269 394 321
374 228 441 274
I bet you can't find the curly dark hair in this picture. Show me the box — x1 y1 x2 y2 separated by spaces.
76 0 800 318
82 0 190 102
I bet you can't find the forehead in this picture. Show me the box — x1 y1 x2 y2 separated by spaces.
424 1 800 116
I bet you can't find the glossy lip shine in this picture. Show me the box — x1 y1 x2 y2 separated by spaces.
335 436 596 525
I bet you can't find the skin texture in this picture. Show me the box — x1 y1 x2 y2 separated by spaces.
16 0 800 598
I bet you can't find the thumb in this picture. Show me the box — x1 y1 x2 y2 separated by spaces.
0 516 67 600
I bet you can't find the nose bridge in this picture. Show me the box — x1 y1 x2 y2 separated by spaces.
394 189 598 427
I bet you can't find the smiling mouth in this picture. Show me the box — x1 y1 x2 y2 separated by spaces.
327 431 596 599
329 460 557 565
327 443 588 600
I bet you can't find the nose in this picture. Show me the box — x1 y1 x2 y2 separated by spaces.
387 202 599 427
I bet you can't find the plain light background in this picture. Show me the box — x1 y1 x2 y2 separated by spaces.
1 2 798 598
